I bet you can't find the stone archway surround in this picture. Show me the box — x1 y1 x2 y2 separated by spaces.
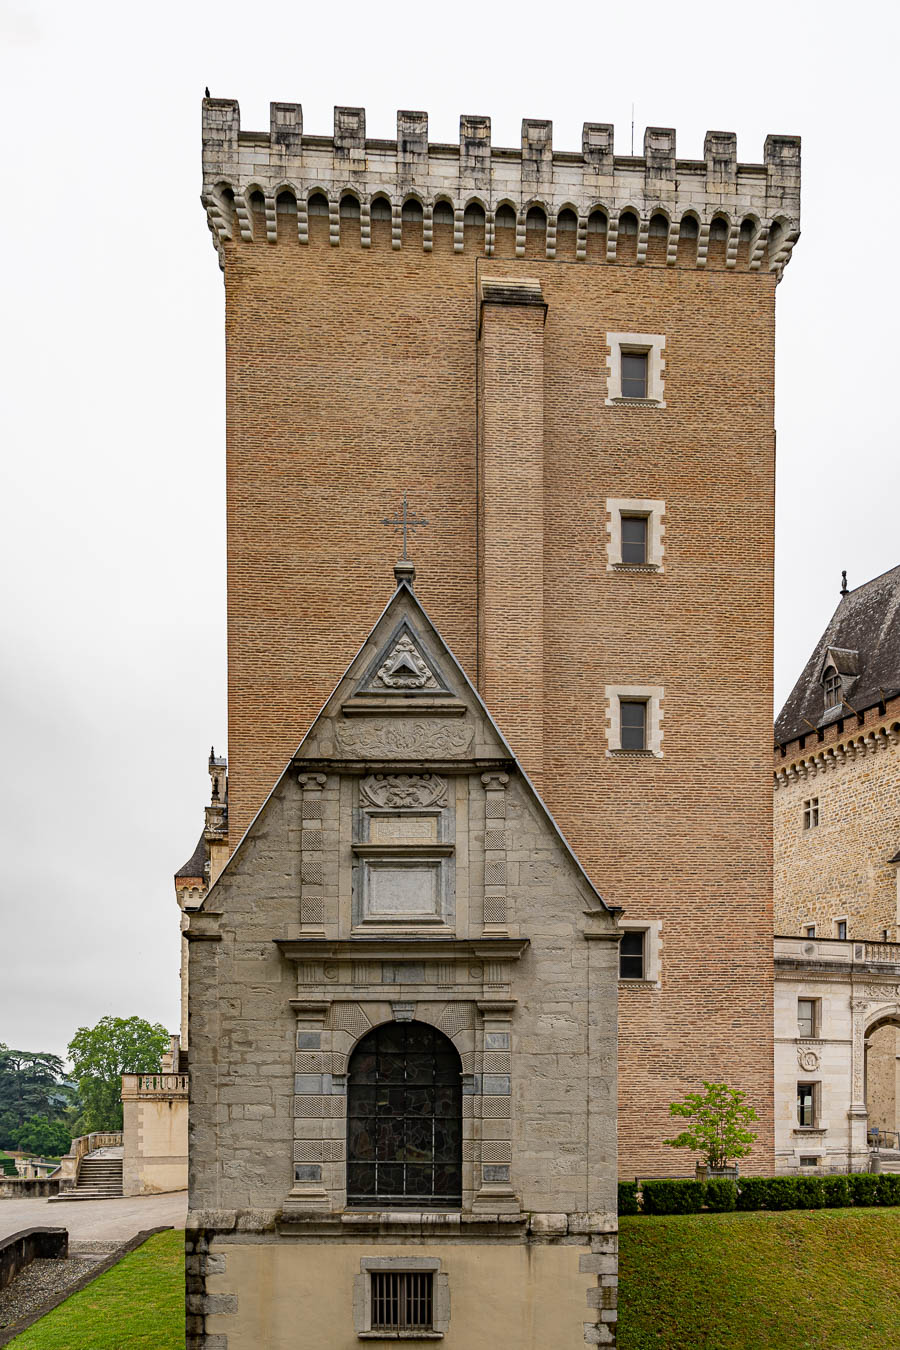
849 990 900 1168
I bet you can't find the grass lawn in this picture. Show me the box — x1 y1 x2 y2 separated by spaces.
619 1206 900 1350
9 1230 184 1350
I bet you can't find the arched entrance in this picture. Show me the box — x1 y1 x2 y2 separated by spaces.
865 1013 900 1151
346 1020 462 1207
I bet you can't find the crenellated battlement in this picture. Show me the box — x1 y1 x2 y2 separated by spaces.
201 99 800 277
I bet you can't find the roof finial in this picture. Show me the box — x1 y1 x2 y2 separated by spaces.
382 493 428 589
840 569 849 598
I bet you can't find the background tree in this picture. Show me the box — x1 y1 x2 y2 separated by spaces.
0 1044 75 1145
664 1081 758 1171
68 1016 170 1132
14 1114 72 1158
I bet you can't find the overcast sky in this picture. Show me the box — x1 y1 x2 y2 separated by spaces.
1 0 898 1061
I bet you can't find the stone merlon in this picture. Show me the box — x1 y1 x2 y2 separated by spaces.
200 100 800 278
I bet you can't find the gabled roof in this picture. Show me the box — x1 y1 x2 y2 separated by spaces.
776 564 900 745
204 578 617 915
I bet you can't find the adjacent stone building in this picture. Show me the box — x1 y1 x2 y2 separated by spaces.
184 579 621 1349
196 97 802 1179
774 565 900 1172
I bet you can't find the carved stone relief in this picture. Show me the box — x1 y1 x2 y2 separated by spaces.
375 634 440 690
360 773 448 809
797 1044 821 1073
337 719 473 757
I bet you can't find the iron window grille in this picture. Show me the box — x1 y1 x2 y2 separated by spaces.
371 1271 434 1333
802 798 819 830
620 515 648 564
619 930 645 979
347 1021 462 1207
620 351 649 398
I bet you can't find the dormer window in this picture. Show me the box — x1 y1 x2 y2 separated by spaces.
823 668 841 710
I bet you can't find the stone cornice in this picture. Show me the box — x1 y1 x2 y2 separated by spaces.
275 937 530 962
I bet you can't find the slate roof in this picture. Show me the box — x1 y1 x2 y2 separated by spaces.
175 831 207 880
775 564 900 746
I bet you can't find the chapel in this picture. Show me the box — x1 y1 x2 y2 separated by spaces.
183 574 621 1349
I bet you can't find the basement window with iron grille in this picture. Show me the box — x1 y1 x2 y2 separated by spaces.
371 1270 434 1335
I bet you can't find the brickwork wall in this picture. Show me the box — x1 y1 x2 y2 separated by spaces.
479 293 546 786
773 697 900 938
222 221 778 1176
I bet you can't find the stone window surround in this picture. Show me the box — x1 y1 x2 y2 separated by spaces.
605 685 664 757
617 918 662 988
605 331 666 407
353 1256 450 1340
606 498 665 571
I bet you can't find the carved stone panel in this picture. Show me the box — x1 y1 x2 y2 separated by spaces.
360 773 447 809
337 719 473 758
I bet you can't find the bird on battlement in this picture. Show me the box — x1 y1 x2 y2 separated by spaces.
205 86 210 98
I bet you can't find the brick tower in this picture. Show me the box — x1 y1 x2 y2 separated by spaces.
199 99 800 1178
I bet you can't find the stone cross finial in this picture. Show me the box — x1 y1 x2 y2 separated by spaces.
383 495 427 586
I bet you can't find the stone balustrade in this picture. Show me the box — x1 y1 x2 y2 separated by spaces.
121 1073 189 1098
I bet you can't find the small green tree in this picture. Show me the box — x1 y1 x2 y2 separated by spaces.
68 1016 170 1133
664 1081 758 1170
15 1115 72 1159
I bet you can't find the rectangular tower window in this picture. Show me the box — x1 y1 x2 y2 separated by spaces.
802 798 819 829
619 929 645 979
797 1084 816 1128
371 1271 434 1333
620 351 649 398
835 919 847 940
798 999 816 1038
620 700 647 750
804 925 816 938
620 515 648 564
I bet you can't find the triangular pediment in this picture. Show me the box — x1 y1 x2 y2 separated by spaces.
353 619 453 698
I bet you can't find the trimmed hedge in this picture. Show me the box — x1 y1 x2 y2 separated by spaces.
631 1171 900 1215
618 1181 639 1215
820 1175 851 1207
641 1179 706 1215
705 1178 737 1212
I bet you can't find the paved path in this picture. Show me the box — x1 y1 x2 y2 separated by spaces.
0 1192 187 1242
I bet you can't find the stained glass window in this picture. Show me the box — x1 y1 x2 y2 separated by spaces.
347 1021 462 1207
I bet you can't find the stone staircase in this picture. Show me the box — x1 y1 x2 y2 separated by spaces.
50 1147 123 1201
873 1148 900 1174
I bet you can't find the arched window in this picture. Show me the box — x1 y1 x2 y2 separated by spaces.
494 203 516 229
401 198 424 222
307 191 329 216
709 217 729 241
433 201 455 225
680 214 699 239
347 1021 462 1207
556 208 577 232
618 210 638 236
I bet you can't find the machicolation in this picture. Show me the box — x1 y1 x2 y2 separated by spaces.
202 101 800 277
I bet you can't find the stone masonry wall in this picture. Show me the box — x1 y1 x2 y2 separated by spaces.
773 697 900 938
